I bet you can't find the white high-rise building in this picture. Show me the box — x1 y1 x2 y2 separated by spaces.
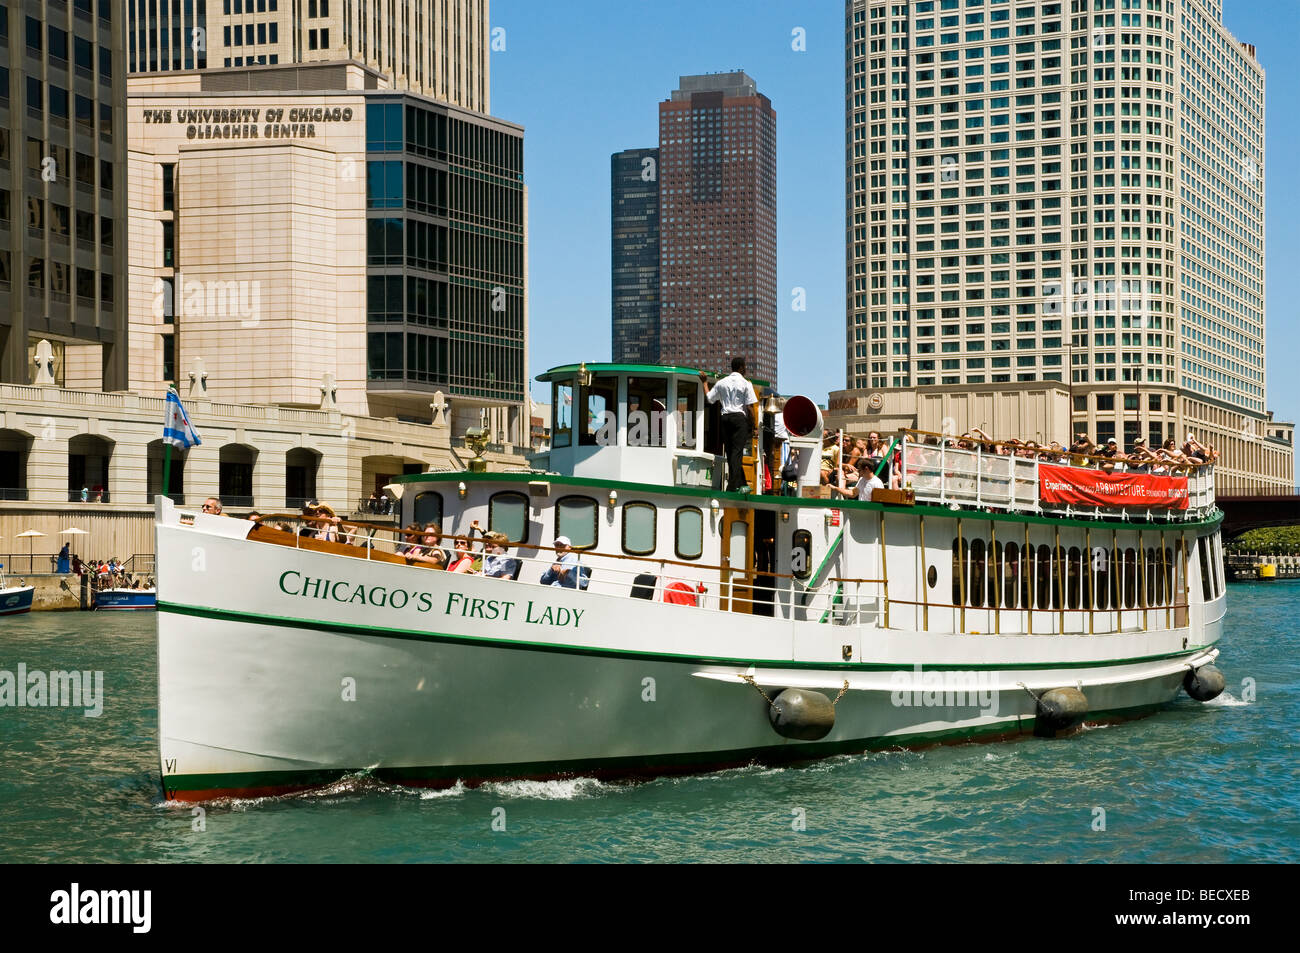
128 0 489 112
843 0 1291 489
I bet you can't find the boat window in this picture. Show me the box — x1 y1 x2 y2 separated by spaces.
989 541 1002 608
675 506 704 560
1163 546 1174 606
1197 536 1212 601
1036 544 1051 610
1066 546 1080 610
552 379 573 448
580 376 618 446
488 491 529 544
1052 544 1062 610
413 491 442 527
1109 542 1121 611
1123 547 1137 609
952 538 966 606
1206 535 1216 595
622 502 657 556
793 530 813 580
1092 545 1109 611
676 380 700 449
1018 542 1031 610
556 495 598 550
627 377 668 448
969 539 985 608
1003 541 1019 609
1080 544 1092 610
1145 547 1157 608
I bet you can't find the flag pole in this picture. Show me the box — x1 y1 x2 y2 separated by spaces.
162 386 175 501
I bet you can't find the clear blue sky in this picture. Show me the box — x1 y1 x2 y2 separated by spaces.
491 0 1300 423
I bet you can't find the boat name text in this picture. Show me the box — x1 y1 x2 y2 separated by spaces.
277 571 584 628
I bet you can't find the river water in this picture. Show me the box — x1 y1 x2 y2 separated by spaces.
2 584 1296 863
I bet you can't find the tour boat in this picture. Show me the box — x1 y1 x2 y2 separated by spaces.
154 362 1228 801
93 587 158 610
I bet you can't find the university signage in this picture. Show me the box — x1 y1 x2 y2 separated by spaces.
141 105 357 141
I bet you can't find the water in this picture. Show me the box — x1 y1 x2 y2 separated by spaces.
2 586 1297 863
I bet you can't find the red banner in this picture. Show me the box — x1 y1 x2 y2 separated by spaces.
1038 464 1189 509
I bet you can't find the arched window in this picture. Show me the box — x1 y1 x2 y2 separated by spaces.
488 491 529 544
1003 541 1019 609
1093 545 1109 611
413 491 442 527
556 495 598 550
1145 547 1157 608
1066 546 1080 610
1197 537 1212 601
793 529 813 580
1036 544 1052 610
989 540 1002 609
622 502 657 556
1163 546 1175 606
1124 547 1137 609
970 539 985 608
675 506 703 560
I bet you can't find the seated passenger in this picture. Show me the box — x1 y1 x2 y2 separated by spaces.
540 535 588 589
481 532 520 579
446 537 476 573
406 526 449 569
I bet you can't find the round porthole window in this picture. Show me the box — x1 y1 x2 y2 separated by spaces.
927 566 938 588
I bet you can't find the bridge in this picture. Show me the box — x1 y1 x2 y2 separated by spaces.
1215 487 1300 541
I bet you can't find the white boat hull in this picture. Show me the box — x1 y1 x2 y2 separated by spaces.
155 504 1223 800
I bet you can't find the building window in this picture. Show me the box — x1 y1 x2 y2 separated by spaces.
161 221 175 268
161 164 175 211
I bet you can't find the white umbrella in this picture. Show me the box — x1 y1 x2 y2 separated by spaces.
15 530 45 571
60 528 90 536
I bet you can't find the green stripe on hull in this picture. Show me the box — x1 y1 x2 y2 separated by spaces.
158 601 1214 672
161 700 1171 799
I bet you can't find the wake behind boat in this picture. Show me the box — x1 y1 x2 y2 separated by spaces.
155 363 1228 801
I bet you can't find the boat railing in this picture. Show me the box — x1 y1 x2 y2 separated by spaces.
247 514 885 626
898 432 1215 520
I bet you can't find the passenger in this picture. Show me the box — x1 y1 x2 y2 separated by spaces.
1069 433 1094 466
406 526 449 569
855 458 885 500
302 501 343 542
1096 437 1120 474
540 535 588 589
247 511 261 522
481 532 520 579
202 497 223 515
276 522 294 533
1182 432 1209 465
397 523 423 555
446 537 476 573
1127 439 1159 473
819 431 841 486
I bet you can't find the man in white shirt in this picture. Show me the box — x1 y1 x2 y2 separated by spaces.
699 357 759 493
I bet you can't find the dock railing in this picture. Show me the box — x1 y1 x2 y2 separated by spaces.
898 432 1215 520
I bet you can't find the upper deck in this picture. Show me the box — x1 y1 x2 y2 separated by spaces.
896 432 1215 522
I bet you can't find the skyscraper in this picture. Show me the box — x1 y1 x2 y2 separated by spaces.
844 0 1290 488
656 72 777 385
611 147 659 364
128 0 490 112
0 0 129 390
